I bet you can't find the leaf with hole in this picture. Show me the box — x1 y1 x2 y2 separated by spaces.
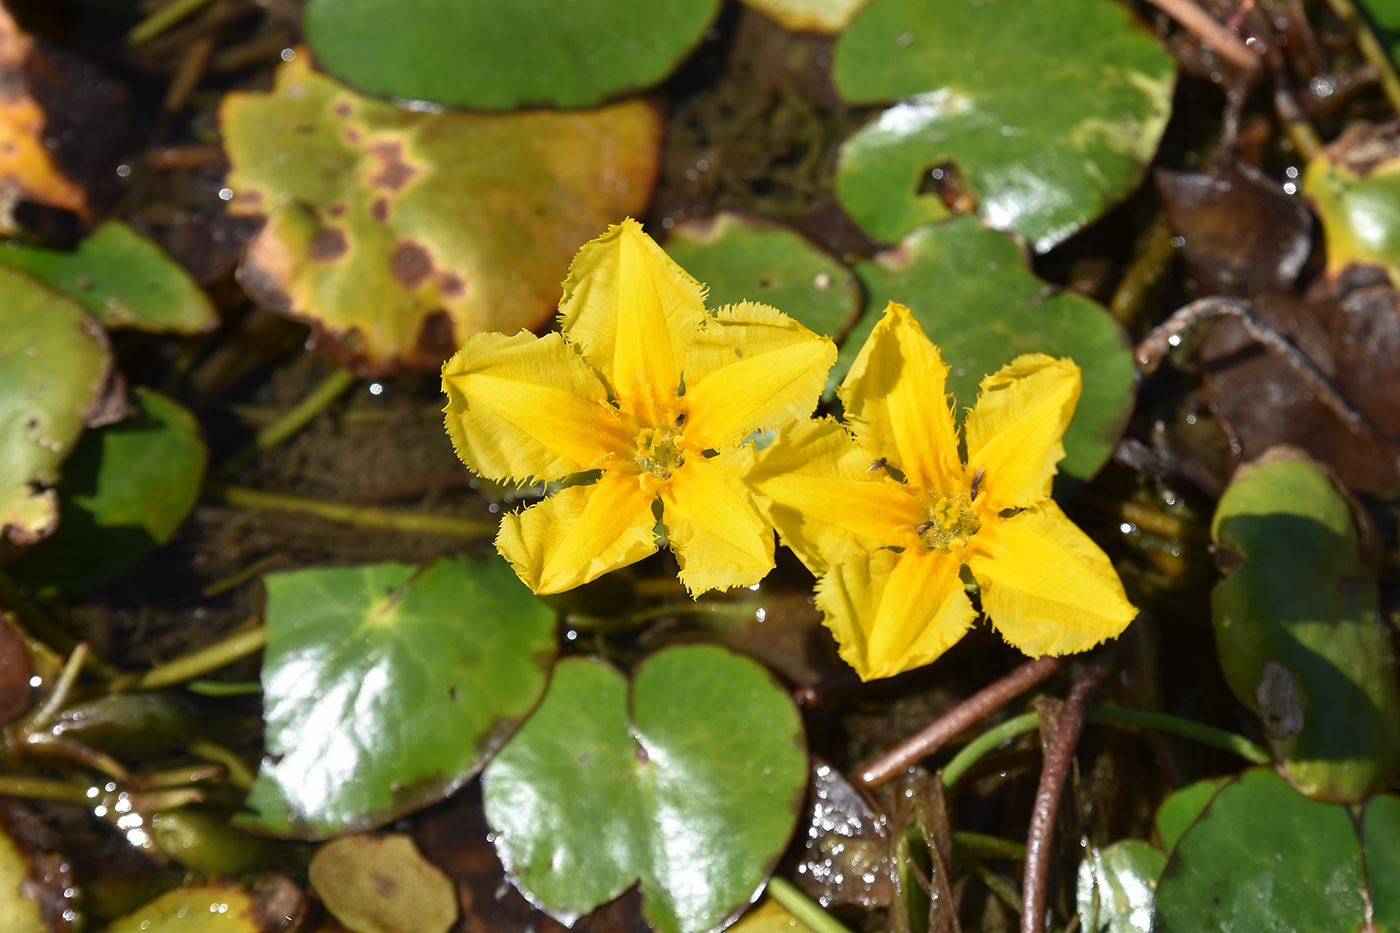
483 646 808 933
832 0 1174 251
237 555 557 839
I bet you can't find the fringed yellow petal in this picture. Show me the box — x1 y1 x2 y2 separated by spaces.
495 470 659 595
557 218 707 417
681 301 836 450
838 302 964 496
967 500 1136 657
963 354 1080 511
442 330 626 483
660 447 773 595
817 548 976 681
747 417 924 574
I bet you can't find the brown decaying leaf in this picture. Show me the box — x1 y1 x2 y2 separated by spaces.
795 761 896 909
0 615 33 725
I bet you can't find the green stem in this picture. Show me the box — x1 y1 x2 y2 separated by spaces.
0 570 117 679
207 484 495 539
627 599 762 627
118 624 267 692
972 861 1023 914
1087 707 1270 765
766 877 855 933
218 368 358 476
941 712 1040 790
1323 0 1400 119
952 831 1028 861
28 643 89 731
188 740 256 790
0 776 91 803
127 0 214 45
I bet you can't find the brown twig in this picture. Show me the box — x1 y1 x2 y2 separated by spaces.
1144 0 1258 70
1020 663 1107 933
1135 296 1375 439
858 657 1062 787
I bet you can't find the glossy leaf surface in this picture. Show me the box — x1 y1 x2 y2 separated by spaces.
832 0 1174 251
1076 840 1164 933
483 646 808 933
221 56 662 375
1303 123 1400 281
239 556 557 838
304 0 720 109
10 388 206 596
0 267 110 546
1211 453 1400 800
839 217 1134 485
1153 776 1227 853
0 221 217 334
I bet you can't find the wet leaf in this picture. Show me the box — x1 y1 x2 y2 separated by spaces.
666 213 861 348
220 56 663 375
738 0 872 34
304 0 720 110
310 834 457 933
1152 776 1227 854
106 878 305 933
238 555 557 839
0 823 45 933
483 646 808 933
1211 452 1400 800
795 761 894 909
0 266 111 546
1365 794 1400 929
729 898 805 932
1152 769 1368 932
832 0 1174 251
1302 123 1400 282
839 217 1135 486
1076 840 1164 933
10 389 207 596
0 221 217 334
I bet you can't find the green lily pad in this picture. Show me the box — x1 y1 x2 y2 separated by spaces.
221 56 663 376
1076 840 1164 933
304 0 720 110
0 825 44 933
1211 452 1400 801
310 834 457 933
839 217 1134 486
0 221 216 334
238 555 557 839
666 213 861 342
832 0 1175 251
9 388 206 596
482 646 808 933
1152 769 1369 932
0 266 111 546
1365 794 1400 929
1153 776 1228 853
1302 123 1400 282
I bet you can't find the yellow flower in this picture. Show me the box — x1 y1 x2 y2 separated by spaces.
441 219 836 596
749 302 1136 680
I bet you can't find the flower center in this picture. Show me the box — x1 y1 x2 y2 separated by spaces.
916 494 980 552
635 424 685 479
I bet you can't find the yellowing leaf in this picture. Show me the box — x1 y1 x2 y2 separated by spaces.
221 54 663 376
740 0 872 33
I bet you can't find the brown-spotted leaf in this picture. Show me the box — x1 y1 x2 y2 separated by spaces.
220 54 662 376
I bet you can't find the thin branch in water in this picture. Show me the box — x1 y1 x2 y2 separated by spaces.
1021 663 1107 933
207 483 495 539
1144 0 1258 70
860 656 1062 787
112 621 268 692
1323 0 1400 118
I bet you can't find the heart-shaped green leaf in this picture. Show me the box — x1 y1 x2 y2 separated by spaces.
483 645 808 933
1076 840 1164 933
0 267 111 546
832 0 1174 251
1211 452 1400 801
304 0 720 110
838 217 1134 486
238 555 557 839
1153 776 1228 854
1365 794 1400 929
0 221 216 334
221 56 663 375
9 388 206 596
666 213 861 344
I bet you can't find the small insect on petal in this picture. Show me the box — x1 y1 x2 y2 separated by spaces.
970 466 986 501
867 457 887 473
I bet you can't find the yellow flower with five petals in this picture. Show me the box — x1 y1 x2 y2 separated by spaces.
748 302 1136 680
441 219 836 595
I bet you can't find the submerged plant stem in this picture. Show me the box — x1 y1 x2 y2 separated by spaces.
1323 0 1400 118
117 622 268 692
188 740 256 790
0 776 91 803
218 367 357 476
766 876 855 933
127 0 214 45
207 483 495 539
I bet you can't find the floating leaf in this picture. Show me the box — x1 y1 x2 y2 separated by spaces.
1365 794 1400 929
831 0 1174 251
1153 776 1228 853
1076 841 1164 933
666 213 861 345
107 879 305 933
10 388 207 596
839 217 1134 485
1211 451 1400 800
1303 123 1400 281
221 55 663 375
305 0 720 110
310 834 457 933
483 646 807 933
738 0 872 34
0 266 111 546
1152 769 1368 931
0 221 216 333
238 556 556 839
0 824 44 933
